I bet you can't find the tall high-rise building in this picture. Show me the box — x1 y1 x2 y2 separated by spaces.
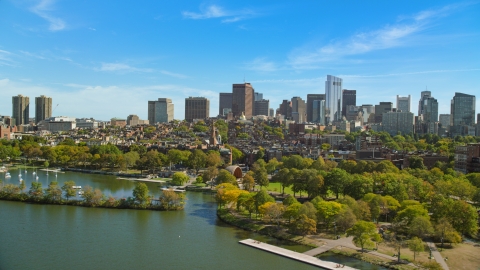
325 75 343 124
254 99 269 116
360 104 375 124
219 93 232 116
277 100 292 119
312 100 326 125
342 90 356 118
35 95 52 124
383 111 414 136
418 91 431 117
451 92 476 127
185 97 209 122
12 94 30 125
306 94 325 122
439 114 451 130
291 97 306 123
423 97 439 122
374 102 393 123
396 95 411 113
148 98 174 124
254 92 263 101
232 83 254 118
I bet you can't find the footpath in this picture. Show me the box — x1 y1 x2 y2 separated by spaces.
304 235 451 269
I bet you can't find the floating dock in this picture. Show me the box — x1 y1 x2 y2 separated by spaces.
239 239 356 269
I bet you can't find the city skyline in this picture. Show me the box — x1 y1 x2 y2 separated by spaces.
1 1 479 120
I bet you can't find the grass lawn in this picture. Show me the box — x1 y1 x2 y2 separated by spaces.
262 182 297 196
376 241 431 264
440 242 480 270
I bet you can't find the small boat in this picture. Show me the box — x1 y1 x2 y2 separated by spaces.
18 173 22 177
5 172 11 178
72 186 82 189
33 171 36 175
19 178 23 182
36 176 39 180
78 191 84 196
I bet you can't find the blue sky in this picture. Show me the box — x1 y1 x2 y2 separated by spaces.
1 0 479 121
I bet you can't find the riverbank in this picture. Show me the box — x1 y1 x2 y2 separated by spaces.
0 184 185 211
217 209 427 270
217 209 318 248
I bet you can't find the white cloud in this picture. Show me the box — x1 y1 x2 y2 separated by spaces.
182 5 226 19
182 4 255 23
288 4 463 70
95 63 188 79
0 50 16 66
20 50 47 60
244 57 279 72
160 70 188 79
95 63 153 73
30 0 66 31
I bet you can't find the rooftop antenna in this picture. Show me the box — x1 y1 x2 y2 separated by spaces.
243 74 245 83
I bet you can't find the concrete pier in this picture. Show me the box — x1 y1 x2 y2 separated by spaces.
239 239 356 270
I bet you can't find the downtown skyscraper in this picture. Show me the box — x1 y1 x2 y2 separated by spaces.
35 95 52 124
12 94 30 125
325 75 342 124
232 83 254 118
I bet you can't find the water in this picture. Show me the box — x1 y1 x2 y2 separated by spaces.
0 169 382 270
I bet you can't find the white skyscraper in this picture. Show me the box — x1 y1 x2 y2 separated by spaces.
325 75 343 124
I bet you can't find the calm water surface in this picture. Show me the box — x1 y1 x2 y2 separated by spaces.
0 169 382 270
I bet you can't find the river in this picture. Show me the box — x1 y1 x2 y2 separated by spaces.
0 168 386 269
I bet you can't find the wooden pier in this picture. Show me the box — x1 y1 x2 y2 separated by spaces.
239 239 356 269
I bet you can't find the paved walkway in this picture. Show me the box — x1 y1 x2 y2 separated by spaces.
240 239 356 269
304 235 416 266
426 241 449 270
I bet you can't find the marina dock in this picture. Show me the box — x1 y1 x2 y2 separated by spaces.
239 239 356 269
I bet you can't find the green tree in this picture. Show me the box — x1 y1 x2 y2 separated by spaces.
251 161 269 188
124 151 140 172
325 168 351 199
346 221 381 251
335 207 357 233
188 149 207 174
408 237 424 261
304 169 324 199
215 169 237 185
132 182 150 206
408 156 426 169
82 186 103 207
282 195 298 206
28 182 43 202
284 202 302 223
205 151 222 167
408 216 434 239
298 201 318 222
265 158 280 174
290 214 316 237
171 172 190 186
271 168 292 194
61 181 76 201
242 173 255 191
254 190 275 215
45 181 62 202
434 218 462 248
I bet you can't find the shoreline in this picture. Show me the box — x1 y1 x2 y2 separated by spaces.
216 209 416 270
